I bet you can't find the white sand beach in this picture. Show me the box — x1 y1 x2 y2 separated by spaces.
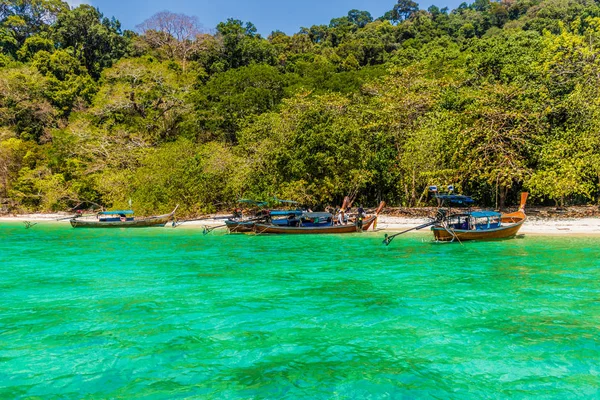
2 213 600 235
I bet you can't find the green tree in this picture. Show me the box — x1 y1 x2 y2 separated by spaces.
191 63 287 143
454 84 543 208
526 19 600 204
0 25 18 56
467 30 543 84
91 57 194 144
32 49 97 115
214 18 277 71
16 34 54 60
1 0 68 48
360 67 442 205
347 9 373 28
237 92 374 206
384 0 420 23
0 65 55 142
121 139 245 215
0 137 33 198
52 5 128 78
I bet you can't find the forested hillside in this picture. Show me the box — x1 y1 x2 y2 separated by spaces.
1 0 600 215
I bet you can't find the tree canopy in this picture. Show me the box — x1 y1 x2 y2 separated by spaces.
2 0 600 215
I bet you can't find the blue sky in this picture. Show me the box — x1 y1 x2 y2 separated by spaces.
67 0 465 35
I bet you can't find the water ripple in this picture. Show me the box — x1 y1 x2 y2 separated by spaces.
1 224 599 398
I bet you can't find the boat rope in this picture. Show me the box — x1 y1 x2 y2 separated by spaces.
172 215 212 227
442 223 463 245
382 219 436 246
254 224 272 236
22 213 85 229
203 224 227 235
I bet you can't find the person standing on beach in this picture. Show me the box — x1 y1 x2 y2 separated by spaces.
356 205 365 230
337 208 346 225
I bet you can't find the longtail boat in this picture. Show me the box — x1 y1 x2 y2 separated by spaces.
70 206 178 228
225 209 306 232
223 199 267 233
224 198 307 233
253 215 377 234
252 201 385 235
431 193 528 242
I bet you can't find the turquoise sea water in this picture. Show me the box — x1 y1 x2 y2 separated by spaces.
1 222 599 399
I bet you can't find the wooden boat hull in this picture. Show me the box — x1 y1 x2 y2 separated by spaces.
432 212 526 242
253 216 376 234
70 211 176 228
225 219 255 233
225 216 341 233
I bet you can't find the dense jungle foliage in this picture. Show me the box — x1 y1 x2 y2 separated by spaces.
1 0 600 215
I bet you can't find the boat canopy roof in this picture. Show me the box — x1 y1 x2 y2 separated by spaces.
270 210 303 216
470 211 501 218
437 195 475 206
303 212 333 219
99 210 134 215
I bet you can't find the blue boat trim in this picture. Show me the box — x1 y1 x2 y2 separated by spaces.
99 210 134 215
470 211 502 218
269 210 303 216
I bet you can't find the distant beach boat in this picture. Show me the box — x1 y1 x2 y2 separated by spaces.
224 198 304 233
253 214 377 234
252 201 386 235
384 193 528 246
431 193 528 242
70 206 178 228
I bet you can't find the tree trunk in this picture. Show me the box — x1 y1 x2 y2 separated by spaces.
499 186 508 210
411 169 416 207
